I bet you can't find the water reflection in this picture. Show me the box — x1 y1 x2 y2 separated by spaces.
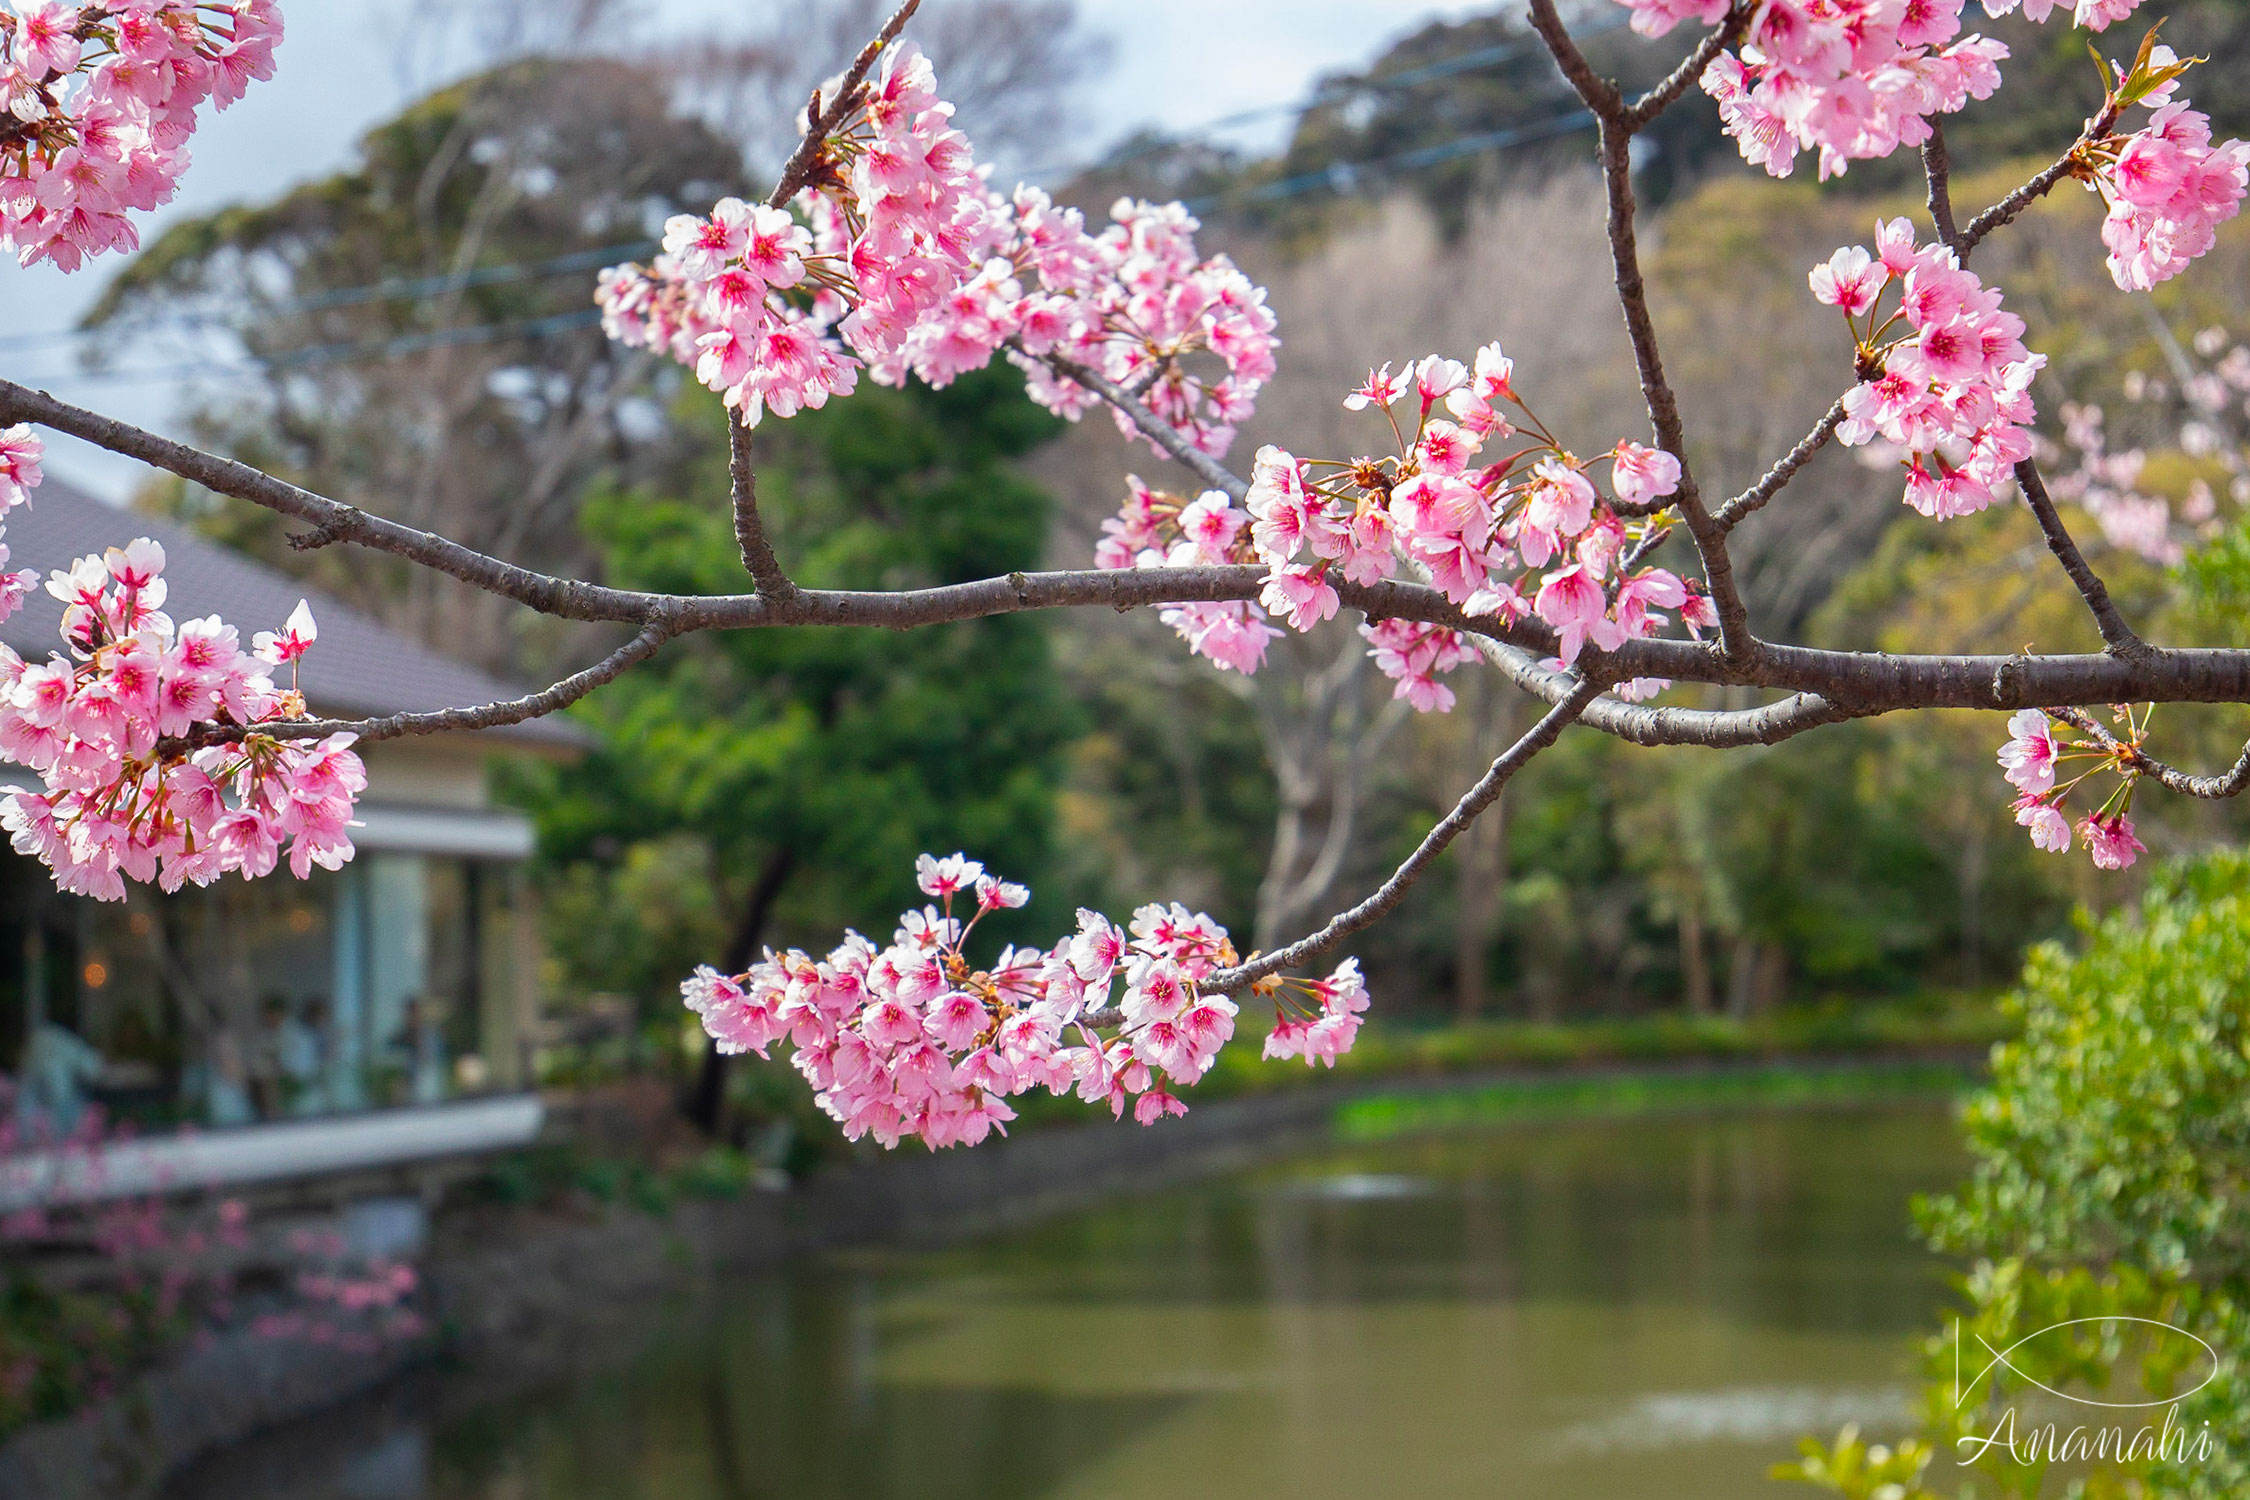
169 1100 1963 1500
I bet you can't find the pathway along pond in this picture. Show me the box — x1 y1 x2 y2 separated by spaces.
171 1098 1964 1500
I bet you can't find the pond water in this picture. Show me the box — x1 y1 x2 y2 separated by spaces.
170 1099 1965 1500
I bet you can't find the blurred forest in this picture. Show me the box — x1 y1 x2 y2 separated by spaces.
87 0 2250 1052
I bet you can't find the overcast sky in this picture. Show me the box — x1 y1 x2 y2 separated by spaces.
5 0 1498 498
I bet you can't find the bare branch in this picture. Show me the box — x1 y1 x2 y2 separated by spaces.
1025 344 1249 500
1468 637 1858 747
1207 678 1603 992
174 617 674 752
1715 398 1848 531
1922 119 1961 254
1625 4 1751 130
1957 102 2121 262
2050 708 2250 800
727 422 796 597
2015 459 2153 661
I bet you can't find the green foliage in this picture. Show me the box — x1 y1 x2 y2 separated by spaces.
518 366 1080 1015
1793 850 2250 1499
1922 850 2250 1283
0 1270 192 1439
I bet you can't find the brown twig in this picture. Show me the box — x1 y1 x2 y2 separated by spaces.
2015 458 2153 661
1205 678 1604 991
1956 102 2122 262
1029 345 1250 500
727 422 795 597
1625 4 1752 129
1715 399 1848 531
1923 120 1962 254
2051 707 2250 799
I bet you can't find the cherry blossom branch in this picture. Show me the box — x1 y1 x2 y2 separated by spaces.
29 377 2250 721
1027 345 1250 500
2015 458 2154 661
1956 101 2123 262
2050 707 2250 799
182 617 677 750
727 423 796 598
1525 0 1753 661
766 0 925 208
1715 397 1849 530
1205 677 1604 992
1625 3 1752 129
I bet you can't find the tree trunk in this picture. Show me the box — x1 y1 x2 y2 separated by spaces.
1725 935 1760 1021
686 845 796 1137
1679 907 1712 1017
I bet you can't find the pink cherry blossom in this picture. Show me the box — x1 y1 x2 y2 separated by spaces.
2079 811 2145 869
678 855 1363 1148
1996 708 2059 794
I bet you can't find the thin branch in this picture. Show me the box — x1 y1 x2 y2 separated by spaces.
1956 101 2120 262
1526 0 1752 659
727 422 796 597
1468 637 1858 747
1524 0 1624 115
2015 458 2153 661
2049 708 2250 800
1923 119 1962 254
1206 679 1603 992
185 618 675 749
1026 345 1249 500
765 0 924 209
1715 398 1848 531
1625 4 1751 129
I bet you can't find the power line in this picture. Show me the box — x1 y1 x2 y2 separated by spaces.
1185 106 1599 213
17 306 607 388
1029 15 1627 184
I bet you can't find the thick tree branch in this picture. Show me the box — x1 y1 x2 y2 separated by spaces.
2051 708 2250 800
1716 398 1848 531
1206 678 1604 992
2015 458 2153 661
0 378 661 624
727 423 796 597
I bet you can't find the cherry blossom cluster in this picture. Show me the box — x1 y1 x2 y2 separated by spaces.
2082 90 2248 293
1649 0 2009 182
1996 706 2146 868
1092 348 1712 705
1813 218 2043 519
0 0 282 272
0 443 365 901
597 41 1276 456
680 853 1366 1148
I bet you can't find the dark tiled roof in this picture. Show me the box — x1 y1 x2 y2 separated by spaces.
0 478 585 750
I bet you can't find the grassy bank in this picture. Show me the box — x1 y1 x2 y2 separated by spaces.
1331 1056 1976 1141
1188 989 2008 1102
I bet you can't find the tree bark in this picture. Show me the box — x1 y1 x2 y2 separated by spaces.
686 844 796 1137
1679 906 1712 1017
